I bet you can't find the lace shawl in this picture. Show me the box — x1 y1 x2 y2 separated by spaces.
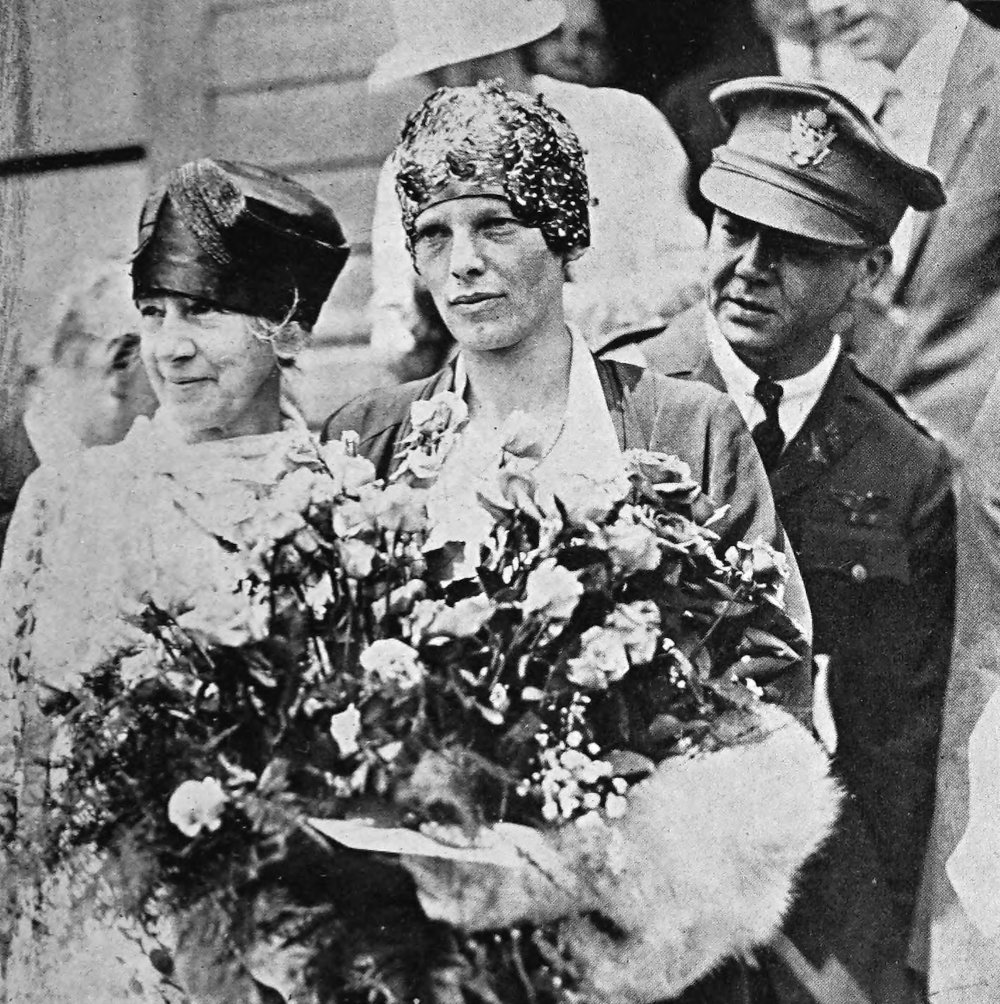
0 411 314 1003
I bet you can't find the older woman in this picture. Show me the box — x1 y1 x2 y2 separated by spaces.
0 158 348 1003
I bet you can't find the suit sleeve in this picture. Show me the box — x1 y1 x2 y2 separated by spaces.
914 403 1000 993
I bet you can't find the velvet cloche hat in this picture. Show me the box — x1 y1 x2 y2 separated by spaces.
131 159 350 330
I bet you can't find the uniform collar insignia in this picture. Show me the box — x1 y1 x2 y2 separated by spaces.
787 107 837 168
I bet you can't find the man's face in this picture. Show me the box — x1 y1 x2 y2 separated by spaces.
707 210 873 378
412 194 567 355
751 0 822 45
531 0 613 87
813 0 926 69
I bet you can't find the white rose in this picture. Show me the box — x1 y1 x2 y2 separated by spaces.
566 626 630 690
359 638 424 691
416 594 494 641
410 392 468 436
338 538 376 579
319 439 377 496
603 517 661 575
522 558 584 622
168 778 228 838
371 483 428 535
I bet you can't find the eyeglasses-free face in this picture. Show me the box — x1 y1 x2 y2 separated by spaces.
137 293 281 443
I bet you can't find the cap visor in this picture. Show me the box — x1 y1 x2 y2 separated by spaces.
701 165 871 249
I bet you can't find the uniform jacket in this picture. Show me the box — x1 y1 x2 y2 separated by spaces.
637 306 956 1002
853 13 1000 450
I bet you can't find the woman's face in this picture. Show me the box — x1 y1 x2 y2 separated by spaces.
136 293 281 443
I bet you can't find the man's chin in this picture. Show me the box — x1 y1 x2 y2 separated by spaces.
716 322 782 371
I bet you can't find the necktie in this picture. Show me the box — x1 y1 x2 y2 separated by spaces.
752 377 785 473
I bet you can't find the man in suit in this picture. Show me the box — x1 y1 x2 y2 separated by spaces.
819 0 1000 451
634 78 956 1002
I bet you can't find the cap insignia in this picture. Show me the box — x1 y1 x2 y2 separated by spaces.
787 108 836 169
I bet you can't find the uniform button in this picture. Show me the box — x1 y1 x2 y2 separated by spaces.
850 563 868 584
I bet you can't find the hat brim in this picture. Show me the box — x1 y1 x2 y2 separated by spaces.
701 162 873 249
368 0 565 91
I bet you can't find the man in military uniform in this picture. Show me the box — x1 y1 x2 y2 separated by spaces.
633 78 956 1002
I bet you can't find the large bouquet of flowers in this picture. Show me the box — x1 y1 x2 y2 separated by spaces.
45 393 839 1003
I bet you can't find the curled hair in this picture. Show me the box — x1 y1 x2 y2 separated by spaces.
245 287 311 367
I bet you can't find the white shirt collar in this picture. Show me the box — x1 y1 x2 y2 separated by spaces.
706 312 841 446
452 326 622 483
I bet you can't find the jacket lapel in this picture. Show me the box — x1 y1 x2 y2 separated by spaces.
904 19 997 281
769 355 873 503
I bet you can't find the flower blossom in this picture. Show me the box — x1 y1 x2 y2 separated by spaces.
602 514 661 575
175 585 270 648
554 473 629 526
371 483 428 535
623 450 698 499
338 538 376 579
409 392 468 437
329 704 362 757
319 439 377 496
332 489 379 537
522 558 584 622
566 626 630 690
410 594 493 643
605 601 661 666
167 778 228 838
726 537 789 603
359 638 424 691
396 435 459 481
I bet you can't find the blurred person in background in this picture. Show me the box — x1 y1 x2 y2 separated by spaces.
367 0 707 382
22 263 158 465
660 0 893 225
815 0 1000 452
526 0 615 88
